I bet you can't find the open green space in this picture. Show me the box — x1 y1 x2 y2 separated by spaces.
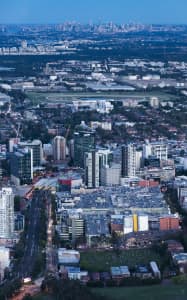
80 249 162 272
26 90 177 105
33 285 187 300
92 285 187 300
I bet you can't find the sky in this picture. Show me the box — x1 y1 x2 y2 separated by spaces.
0 0 187 24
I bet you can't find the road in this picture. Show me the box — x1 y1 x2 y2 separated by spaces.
15 190 47 278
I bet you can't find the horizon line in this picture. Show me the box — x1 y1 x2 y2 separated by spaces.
0 22 187 26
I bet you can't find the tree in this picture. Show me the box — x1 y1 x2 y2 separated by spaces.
41 278 106 300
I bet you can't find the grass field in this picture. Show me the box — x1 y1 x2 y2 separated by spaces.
92 285 187 300
80 249 162 272
34 285 187 300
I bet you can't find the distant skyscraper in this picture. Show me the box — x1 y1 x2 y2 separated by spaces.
52 136 66 161
121 144 136 177
0 188 14 239
74 122 95 168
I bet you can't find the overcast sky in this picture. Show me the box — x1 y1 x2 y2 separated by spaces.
0 0 187 24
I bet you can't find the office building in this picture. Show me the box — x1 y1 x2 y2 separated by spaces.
52 136 66 161
10 147 33 185
85 151 100 188
0 188 14 239
18 140 43 167
121 144 136 178
101 163 121 186
74 122 95 168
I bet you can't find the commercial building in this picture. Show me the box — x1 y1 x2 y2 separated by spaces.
52 136 66 161
124 214 149 234
10 147 33 185
0 188 14 239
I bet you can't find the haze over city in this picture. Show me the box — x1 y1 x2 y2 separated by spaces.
1 0 187 24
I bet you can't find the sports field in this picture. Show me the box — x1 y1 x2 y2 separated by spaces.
93 285 187 300
80 249 162 272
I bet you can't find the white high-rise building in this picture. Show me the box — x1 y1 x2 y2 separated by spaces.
0 188 14 239
151 143 168 161
85 149 112 188
143 141 168 161
52 136 66 161
0 247 10 281
135 150 142 171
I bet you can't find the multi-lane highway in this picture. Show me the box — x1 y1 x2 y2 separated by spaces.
16 190 46 278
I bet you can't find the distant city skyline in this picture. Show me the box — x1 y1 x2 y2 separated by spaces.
0 0 187 25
